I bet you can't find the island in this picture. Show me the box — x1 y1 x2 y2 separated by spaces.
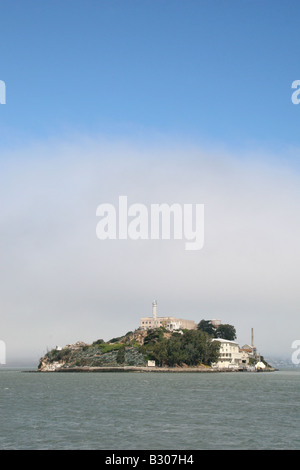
38 319 274 373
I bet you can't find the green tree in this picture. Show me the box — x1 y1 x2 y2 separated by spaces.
197 320 215 336
215 324 236 341
92 339 104 345
166 334 186 366
143 328 165 346
141 327 221 368
151 338 168 366
201 333 220 365
116 345 126 364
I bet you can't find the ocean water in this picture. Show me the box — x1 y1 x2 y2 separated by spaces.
0 369 300 450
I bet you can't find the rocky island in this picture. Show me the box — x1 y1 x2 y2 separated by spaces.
38 323 274 372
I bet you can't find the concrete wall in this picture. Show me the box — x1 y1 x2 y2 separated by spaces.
140 316 196 331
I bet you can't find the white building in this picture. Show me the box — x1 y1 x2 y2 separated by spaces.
240 343 257 358
140 300 196 331
255 361 266 370
212 338 249 369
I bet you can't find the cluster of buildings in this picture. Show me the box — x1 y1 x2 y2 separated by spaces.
140 300 265 370
211 337 262 370
140 300 197 331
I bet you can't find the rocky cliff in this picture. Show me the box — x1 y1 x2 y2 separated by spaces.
38 330 151 371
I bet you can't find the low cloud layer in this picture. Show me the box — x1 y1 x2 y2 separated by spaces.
1 135 300 364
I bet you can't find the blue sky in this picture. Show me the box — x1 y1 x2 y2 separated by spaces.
1 1 300 364
1 0 300 152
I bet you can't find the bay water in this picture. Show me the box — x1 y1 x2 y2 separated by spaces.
0 369 300 450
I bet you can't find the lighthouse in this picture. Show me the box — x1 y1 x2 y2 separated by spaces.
152 300 158 327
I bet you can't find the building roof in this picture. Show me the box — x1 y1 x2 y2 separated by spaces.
212 338 239 345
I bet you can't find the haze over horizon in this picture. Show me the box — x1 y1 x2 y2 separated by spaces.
1 1 300 366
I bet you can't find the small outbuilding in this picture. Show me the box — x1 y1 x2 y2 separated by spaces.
255 361 266 370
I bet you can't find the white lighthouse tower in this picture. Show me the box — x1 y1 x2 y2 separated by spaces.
152 300 158 328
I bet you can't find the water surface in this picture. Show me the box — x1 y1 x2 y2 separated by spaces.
0 369 299 449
